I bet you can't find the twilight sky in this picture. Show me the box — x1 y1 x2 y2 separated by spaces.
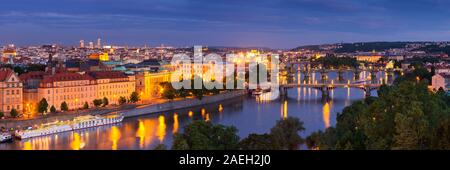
1 0 450 48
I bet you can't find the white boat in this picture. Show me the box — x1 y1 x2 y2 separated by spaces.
0 133 13 143
14 113 124 140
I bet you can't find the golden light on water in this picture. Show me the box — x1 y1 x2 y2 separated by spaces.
188 111 193 117
71 132 86 150
218 104 223 112
23 141 32 150
110 126 121 150
205 113 210 121
201 108 206 117
136 120 146 148
157 115 166 143
173 113 179 134
323 102 331 128
282 100 288 119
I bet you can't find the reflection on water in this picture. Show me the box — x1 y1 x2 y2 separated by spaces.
110 126 121 150
323 102 331 128
0 71 390 150
157 115 166 143
173 114 179 134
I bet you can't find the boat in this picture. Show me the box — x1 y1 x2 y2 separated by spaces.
14 113 124 140
0 133 13 143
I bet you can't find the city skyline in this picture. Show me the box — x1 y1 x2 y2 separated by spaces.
1 0 450 48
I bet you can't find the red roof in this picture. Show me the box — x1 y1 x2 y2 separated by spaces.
0 68 14 81
41 72 94 84
19 71 48 81
88 71 129 79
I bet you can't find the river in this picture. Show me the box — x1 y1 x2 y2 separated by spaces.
0 70 391 150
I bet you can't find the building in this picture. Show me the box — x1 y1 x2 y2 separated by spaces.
135 71 171 101
355 55 382 63
80 40 85 48
431 73 450 91
0 68 23 116
89 71 135 105
38 72 97 111
2 48 16 64
19 71 48 115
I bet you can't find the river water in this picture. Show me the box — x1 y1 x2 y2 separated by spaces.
0 70 390 150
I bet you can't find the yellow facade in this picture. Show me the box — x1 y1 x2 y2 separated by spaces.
136 71 171 101
95 75 135 105
356 55 382 63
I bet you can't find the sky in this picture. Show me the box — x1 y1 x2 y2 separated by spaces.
1 0 450 49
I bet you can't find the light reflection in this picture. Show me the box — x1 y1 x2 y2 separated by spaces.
205 113 210 121
157 115 166 143
173 113 179 134
218 104 223 112
282 100 288 119
23 140 32 150
188 111 193 117
323 102 331 128
136 120 146 148
110 126 121 150
71 132 85 150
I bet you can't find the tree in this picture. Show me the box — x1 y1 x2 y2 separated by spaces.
37 98 49 114
0 111 3 118
171 121 240 150
130 92 140 103
10 109 18 118
102 97 109 107
118 96 127 105
83 102 89 109
238 133 281 150
270 117 305 150
93 99 103 107
160 82 176 100
60 101 69 111
153 144 168 150
50 105 56 113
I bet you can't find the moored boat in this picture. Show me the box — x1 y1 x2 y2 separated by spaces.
14 113 124 140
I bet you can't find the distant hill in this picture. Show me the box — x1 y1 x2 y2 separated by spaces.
292 41 433 53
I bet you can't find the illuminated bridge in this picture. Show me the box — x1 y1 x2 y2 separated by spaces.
279 82 384 100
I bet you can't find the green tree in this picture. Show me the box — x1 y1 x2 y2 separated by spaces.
50 105 56 113
102 97 109 107
83 102 89 109
270 117 305 150
60 101 69 111
153 144 168 150
118 96 127 105
37 98 49 114
9 108 18 118
171 121 240 150
239 133 281 150
160 82 176 100
130 92 140 103
93 99 103 107
0 111 4 118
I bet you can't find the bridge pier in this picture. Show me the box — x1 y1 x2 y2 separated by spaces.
354 71 360 80
320 86 331 101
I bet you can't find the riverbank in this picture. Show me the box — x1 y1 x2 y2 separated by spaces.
0 90 247 129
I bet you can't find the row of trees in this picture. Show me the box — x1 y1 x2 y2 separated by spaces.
305 70 450 150
157 117 305 150
160 76 224 101
35 92 141 114
313 54 359 69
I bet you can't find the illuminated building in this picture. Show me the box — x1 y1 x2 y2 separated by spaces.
0 68 23 116
79 40 85 48
135 71 171 101
97 38 101 49
89 71 135 105
38 72 97 111
2 48 16 64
